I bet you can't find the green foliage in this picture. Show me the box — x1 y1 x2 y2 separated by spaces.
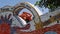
35 0 60 10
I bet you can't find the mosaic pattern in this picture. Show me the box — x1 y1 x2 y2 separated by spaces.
0 2 60 34
16 24 60 34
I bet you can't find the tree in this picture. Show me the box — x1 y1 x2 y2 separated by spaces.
35 0 60 11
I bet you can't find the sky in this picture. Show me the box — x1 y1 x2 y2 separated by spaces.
0 0 38 7
0 0 49 14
